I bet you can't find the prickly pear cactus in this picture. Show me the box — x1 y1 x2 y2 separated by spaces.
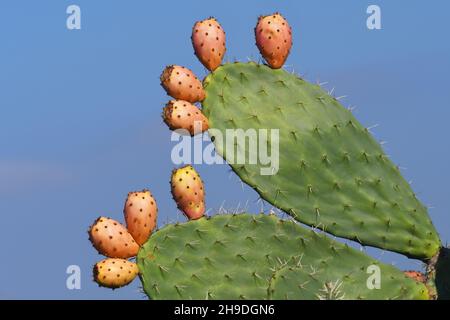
137 213 428 300
202 62 440 260
88 11 450 300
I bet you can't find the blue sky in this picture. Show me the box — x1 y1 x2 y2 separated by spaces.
0 0 449 299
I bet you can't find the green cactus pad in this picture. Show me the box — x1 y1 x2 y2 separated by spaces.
201 62 440 260
269 260 428 300
137 213 429 299
138 213 298 299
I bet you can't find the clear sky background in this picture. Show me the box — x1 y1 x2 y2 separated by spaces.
0 0 449 299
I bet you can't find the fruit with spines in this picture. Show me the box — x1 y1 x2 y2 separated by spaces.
404 271 426 284
93 258 139 289
160 65 205 102
170 165 205 220
89 217 139 258
163 100 209 136
255 13 292 69
124 190 158 246
192 17 226 71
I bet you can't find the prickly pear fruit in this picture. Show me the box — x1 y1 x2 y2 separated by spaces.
124 190 158 246
255 13 292 69
88 217 139 258
191 17 226 71
93 258 139 289
162 100 209 136
160 65 205 102
404 271 426 284
170 165 205 220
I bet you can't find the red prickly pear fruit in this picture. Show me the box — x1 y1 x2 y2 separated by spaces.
255 12 292 69
160 65 205 102
404 270 426 283
88 217 139 258
191 17 226 71
93 258 139 289
170 165 205 220
163 100 209 136
123 189 158 246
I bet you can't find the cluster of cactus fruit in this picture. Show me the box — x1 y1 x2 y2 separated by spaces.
88 13 449 299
